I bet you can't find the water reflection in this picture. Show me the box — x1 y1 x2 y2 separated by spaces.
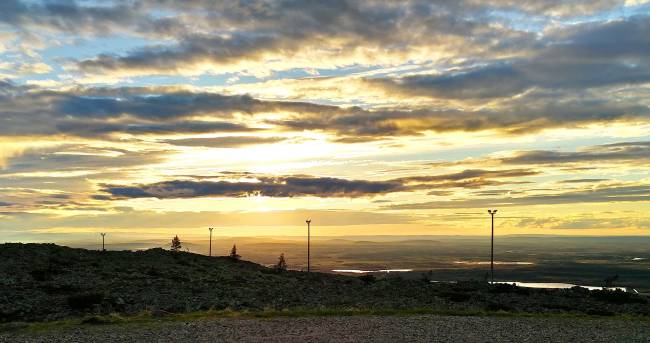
454 261 534 265
332 269 413 274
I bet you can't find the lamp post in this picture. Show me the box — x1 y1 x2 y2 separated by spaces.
208 227 214 257
488 209 498 284
100 232 106 251
306 220 311 272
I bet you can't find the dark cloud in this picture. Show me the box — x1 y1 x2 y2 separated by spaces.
163 136 287 148
97 168 537 200
98 176 405 199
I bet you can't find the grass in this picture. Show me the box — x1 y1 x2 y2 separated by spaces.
3 307 650 336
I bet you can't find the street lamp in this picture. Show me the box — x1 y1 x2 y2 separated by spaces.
100 232 106 251
208 227 214 257
306 220 311 272
488 209 498 284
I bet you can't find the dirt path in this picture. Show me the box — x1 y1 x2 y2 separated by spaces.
3 315 649 342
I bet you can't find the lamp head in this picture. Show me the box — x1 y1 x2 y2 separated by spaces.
488 209 498 214
306 219 311 224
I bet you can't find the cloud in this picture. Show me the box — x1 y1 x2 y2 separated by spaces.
0 0 183 37
364 16 650 99
500 141 650 165
98 176 405 199
511 214 650 230
389 184 650 209
0 145 169 175
54 120 254 138
0 83 289 137
97 168 536 200
272 97 650 137
0 208 414 231
163 136 288 148
551 217 650 230
395 169 538 183
0 0 637 82
392 169 537 189
558 179 610 184
71 0 536 77
1 80 648 140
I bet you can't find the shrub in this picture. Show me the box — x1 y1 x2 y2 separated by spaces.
30 268 54 282
359 274 376 285
569 286 590 295
485 300 513 312
591 289 647 304
488 283 520 294
67 292 104 310
440 291 472 302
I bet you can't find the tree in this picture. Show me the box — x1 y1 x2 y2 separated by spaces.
229 244 241 261
420 270 433 283
359 274 376 285
604 274 619 287
170 235 182 252
275 253 287 272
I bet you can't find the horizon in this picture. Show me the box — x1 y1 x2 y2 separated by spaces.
1 1 650 243
8 233 649 255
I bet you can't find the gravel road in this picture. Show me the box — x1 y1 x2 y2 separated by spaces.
3 315 649 342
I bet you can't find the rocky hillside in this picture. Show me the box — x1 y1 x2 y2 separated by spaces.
1 243 648 322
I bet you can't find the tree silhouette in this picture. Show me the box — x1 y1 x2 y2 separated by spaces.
605 274 619 287
275 253 287 272
170 235 182 252
229 244 241 261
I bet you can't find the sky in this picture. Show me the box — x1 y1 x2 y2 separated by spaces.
0 0 649 245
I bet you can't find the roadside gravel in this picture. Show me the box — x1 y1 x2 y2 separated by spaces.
3 315 649 343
